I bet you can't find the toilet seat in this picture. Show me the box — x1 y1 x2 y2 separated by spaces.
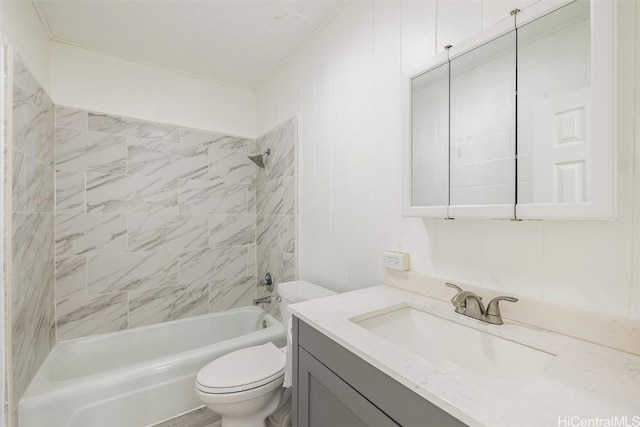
196 342 285 394
197 370 285 394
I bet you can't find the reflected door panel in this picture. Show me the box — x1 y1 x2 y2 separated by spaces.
517 0 591 205
531 88 590 203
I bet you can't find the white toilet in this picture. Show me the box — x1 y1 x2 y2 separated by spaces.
195 280 336 427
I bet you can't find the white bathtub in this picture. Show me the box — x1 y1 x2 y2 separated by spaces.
19 307 286 427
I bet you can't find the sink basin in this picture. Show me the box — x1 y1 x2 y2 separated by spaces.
352 304 555 380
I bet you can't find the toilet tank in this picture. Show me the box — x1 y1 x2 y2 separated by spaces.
277 281 336 328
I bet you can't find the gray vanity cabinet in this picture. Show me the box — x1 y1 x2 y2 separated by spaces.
298 348 398 427
292 317 467 427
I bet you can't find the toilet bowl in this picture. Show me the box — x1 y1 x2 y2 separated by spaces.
196 342 285 427
195 281 336 427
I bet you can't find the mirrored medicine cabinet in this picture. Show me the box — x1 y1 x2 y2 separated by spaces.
402 0 615 220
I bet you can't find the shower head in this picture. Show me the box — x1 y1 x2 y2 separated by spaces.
248 148 271 169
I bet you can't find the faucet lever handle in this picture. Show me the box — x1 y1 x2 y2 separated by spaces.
445 282 464 304
445 282 463 293
486 296 518 316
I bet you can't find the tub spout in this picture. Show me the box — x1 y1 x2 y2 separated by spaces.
253 296 272 306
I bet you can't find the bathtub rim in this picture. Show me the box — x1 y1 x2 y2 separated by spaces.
23 306 284 398
57 306 276 346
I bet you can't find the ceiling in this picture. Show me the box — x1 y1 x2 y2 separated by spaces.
35 0 347 88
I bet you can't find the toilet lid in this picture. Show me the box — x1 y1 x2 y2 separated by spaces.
278 281 336 303
196 342 285 394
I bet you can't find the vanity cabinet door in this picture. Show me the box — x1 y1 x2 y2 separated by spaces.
293 317 468 427
297 348 398 427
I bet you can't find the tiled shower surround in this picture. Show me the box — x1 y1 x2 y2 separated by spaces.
9 53 56 403
6 49 298 413
53 108 265 340
255 118 298 319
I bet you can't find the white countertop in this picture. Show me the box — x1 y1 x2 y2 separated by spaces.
289 285 640 427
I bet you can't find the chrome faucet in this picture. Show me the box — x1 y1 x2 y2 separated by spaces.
253 296 272 306
445 283 518 325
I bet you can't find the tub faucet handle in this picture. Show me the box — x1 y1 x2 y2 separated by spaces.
260 272 274 292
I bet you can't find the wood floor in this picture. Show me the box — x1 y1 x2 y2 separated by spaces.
152 407 221 427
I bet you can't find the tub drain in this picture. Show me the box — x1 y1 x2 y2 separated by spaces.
262 320 267 329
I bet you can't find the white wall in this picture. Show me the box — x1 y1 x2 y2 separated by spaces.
1 0 51 91
1 7 257 138
256 0 640 319
50 42 257 138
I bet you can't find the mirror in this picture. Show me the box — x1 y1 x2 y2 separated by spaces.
404 0 613 219
517 1 591 205
449 31 516 207
410 63 449 208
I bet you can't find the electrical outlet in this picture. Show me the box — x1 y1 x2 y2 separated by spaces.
384 251 409 271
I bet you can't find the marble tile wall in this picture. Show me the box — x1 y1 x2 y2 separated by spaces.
255 118 298 320
54 108 258 340
9 53 56 403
